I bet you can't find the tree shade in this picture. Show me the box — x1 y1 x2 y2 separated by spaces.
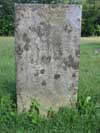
0 0 100 36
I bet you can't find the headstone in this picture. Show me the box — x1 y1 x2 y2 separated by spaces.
15 4 82 114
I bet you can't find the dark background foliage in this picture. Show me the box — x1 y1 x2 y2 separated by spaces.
0 0 100 36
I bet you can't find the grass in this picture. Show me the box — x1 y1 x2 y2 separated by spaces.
0 37 16 100
79 37 100 99
0 37 100 132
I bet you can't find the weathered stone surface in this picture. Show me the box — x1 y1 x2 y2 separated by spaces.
15 4 82 114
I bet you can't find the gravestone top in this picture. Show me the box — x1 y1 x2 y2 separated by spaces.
15 4 82 114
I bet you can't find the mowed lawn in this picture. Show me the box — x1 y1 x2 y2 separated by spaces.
0 37 16 100
0 37 100 132
79 37 100 99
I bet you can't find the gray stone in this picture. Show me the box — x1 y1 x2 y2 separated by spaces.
15 4 82 114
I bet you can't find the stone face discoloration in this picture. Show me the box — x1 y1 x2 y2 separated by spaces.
15 4 82 114
16 45 23 56
41 80 46 86
40 69 45 74
23 33 31 51
72 73 76 77
68 55 74 67
21 67 23 71
67 55 80 69
41 55 51 64
54 74 61 79
23 33 27 42
76 49 80 57
31 58 34 64
34 71 39 77
63 58 68 66
24 43 30 51
72 62 80 69
23 33 30 44
36 26 44 37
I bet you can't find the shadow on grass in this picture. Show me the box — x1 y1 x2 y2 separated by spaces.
0 80 16 102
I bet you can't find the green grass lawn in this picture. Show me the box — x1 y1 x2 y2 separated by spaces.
0 37 100 133
0 37 16 100
79 37 100 99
